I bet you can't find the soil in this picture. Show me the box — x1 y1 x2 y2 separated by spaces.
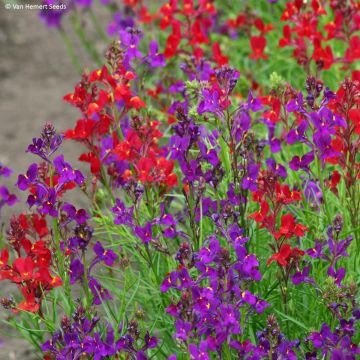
0 4 103 358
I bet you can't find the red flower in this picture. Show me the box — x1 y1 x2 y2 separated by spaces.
273 213 309 239
249 199 269 223
267 244 305 266
17 289 39 313
160 1 177 30
249 36 268 60
79 152 101 175
11 257 36 283
139 6 157 23
312 44 334 70
182 0 195 16
267 244 292 266
129 96 145 109
349 108 360 135
212 42 228 66
190 19 208 45
0 248 8 268
86 89 109 116
345 36 360 61
279 25 292 48
165 21 182 58
254 18 274 34
263 96 281 123
138 157 156 182
328 170 341 196
275 183 302 204
65 119 96 140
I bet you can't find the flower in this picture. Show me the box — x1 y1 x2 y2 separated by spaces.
267 244 305 267
17 163 38 190
53 154 85 186
93 242 118 266
61 203 89 225
249 36 268 60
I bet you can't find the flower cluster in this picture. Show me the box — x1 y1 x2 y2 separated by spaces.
0 213 61 313
0 0 359 359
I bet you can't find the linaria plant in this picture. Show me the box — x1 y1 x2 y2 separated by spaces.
1 0 359 359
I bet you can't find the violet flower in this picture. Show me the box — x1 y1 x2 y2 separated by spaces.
53 154 85 186
93 242 118 266
148 41 166 67
16 163 38 191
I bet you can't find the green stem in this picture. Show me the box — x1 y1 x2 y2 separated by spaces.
89 8 109 43
316 156 331 224
82 252 91 308
60 30 82 74
71 15 103 67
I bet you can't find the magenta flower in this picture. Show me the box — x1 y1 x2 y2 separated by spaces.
134 222 153 244
289 151 314 171
0 163 12 177
69 258 84 284
148 41 166 67
17 163 38 190
62 203 89 225
93 242 118 266
53 154 84 186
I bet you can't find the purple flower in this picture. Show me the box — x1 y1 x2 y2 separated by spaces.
242 163 259 191
0 186 18 216
197 89 223 115
246 90 262 112
27 184 58 217
112 199 134 226
328 267 346 287
62 203 89 224
289 151 314 171
240 254 262 281
266 158 287 178
148 41 165 67
88 277 112 305
308 323 339 353
142 331 159 350
233 111 251 138
216 67 240 95
27 129 63 160
198 142 219 166
292 265 315 285
306 241 325 258
169 81 185 93
16 163 38 191
107 13 135 36
53 154 85 186
189 340 210 360
75 0 92 6
303 178 322 207
69 258 84 284
287 92 304 112
119 28 142 63
169 135 190 160
39 1 69 28
174 319 191 341
134 222 153 244
0 163 12 177
0 186 17 206
254 299 269 313
286 121 308 144
156 203 176 226
27 138 46 160
93 242 118 266
68 224 93 250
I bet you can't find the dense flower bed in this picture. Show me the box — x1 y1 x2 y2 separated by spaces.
1 0 359 359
